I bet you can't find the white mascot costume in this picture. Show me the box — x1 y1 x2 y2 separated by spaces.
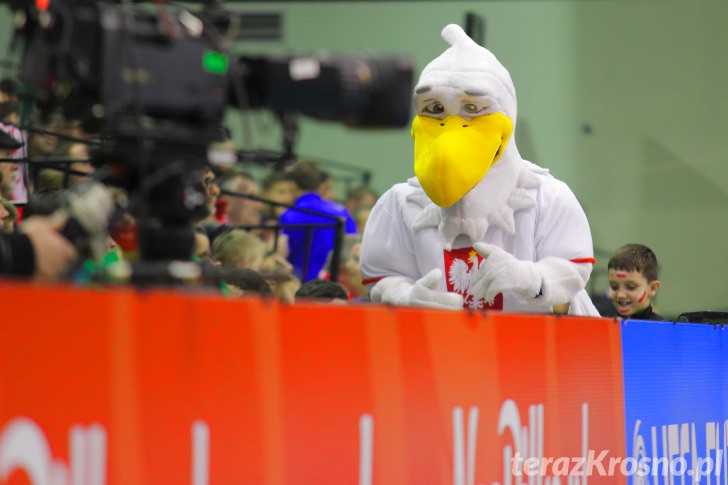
360 24 600 316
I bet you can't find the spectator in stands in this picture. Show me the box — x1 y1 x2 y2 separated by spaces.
36 142 94 191
0 79 20 127
194 167 225 263
280 160 356 282
0 117 27 215
0 186 18 232
317 171 336 202
212 172 234 223
193 227 214 264
0 130 21 199
295 278 349 304
607 244 664 320
28 117 60 159
0 100 19 126
258 171 296 259
61 117 86 142
219 267 273 298
258 251 300 304
261 171 296 221
344 185 378 233
219 171 263 227
344 185 378 217
201 166 221 221
0 79 19 104
321 234 367 300
35 167 64 192
339 236 367 300
0 156 18 199
108 202 139 262
65 142 94 187
26 114 61 195
352 205 372 235
212 229 267 271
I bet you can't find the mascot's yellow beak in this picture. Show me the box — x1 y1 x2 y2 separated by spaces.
412 113 513 207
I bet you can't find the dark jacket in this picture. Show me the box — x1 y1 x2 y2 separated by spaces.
0 232 34 276
627 305 665 321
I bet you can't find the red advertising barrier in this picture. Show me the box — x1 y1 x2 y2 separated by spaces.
0 283 626 484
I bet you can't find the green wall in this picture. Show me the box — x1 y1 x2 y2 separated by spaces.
570 0 728 317
2 1 727 317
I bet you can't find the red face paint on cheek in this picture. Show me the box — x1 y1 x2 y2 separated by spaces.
638 291 647 303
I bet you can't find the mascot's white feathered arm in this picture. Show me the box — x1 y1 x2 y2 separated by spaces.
465 171 597 314
469 243 591 306
369 269 464 310
360 187 464 310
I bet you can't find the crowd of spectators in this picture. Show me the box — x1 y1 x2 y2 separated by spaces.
0 77 378 304
194 155 377 303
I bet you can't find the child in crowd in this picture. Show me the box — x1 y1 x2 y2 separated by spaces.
607 244 664 320
219 267 273 298
295 278 349 304
212 229 267 271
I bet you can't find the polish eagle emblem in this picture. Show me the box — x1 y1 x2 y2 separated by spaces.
444 247 503 310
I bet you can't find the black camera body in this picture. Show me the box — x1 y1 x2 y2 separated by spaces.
17 0 229 137
10 0 413 137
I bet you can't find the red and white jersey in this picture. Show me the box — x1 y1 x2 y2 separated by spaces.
360 162 596 314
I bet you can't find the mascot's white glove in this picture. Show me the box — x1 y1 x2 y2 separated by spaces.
370 269 464 310
470 243 542 303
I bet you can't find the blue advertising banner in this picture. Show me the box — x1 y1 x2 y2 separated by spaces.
622 319 728 484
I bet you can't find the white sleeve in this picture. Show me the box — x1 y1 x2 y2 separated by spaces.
535 257 592 305
532 178 595 309
359 187 421 285
568 289 601 317
369 269 463 309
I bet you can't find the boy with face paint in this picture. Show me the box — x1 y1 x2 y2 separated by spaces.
607 244 663 320
360 24 599 315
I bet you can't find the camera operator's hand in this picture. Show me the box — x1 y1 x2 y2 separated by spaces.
20 214 78 281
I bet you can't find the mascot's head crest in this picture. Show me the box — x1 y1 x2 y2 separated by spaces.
416 24 516 122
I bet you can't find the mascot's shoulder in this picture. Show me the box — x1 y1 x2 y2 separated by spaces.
521 159 551 177
373 179 433 213
405 176 423 189
378 180 419 199
376 179 425 205
520 160 582 210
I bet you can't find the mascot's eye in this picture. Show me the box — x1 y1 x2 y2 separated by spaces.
463 103 485 114
422 102 444 115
